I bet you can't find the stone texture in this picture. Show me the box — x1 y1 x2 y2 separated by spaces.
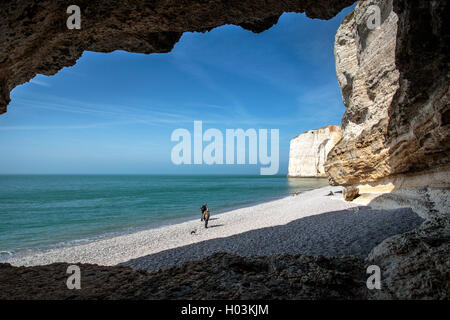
0 0 355 114
326 0 450 298
354 173 450 219
288 125 342 177
1 227 448 300
343 186 359 201
0 253 367 300
325 0 450 188
367 216 450 300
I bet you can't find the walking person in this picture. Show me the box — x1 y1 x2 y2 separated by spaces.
202 208 210 228
200 203 207 220
200 203 210 228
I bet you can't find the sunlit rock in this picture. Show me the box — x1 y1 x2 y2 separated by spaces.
288 125 342 178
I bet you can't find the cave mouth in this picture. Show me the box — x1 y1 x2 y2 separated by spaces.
0 0 448 302
0 10 355 259
1 10 351 176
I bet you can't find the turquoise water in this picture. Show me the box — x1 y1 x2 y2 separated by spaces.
0 175 328 258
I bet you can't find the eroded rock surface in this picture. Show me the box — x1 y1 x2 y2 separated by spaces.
343 186 359 201
325 0 450 188
368 216 450 299
0 253 367 300
1 228 448 300
288 125 342 178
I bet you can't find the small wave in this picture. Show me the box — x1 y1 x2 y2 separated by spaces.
0 251 14 262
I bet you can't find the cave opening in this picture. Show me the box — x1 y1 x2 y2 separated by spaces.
0 10 352 175
0 8 355 257
0 0 448 301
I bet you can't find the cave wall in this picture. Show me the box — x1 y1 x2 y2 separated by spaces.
325 0 450 191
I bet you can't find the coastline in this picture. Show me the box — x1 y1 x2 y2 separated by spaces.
0 185 314 262
0 175 329 258
4 186 424 271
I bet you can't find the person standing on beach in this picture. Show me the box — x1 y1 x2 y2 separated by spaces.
200 203 210 228
200 203 207 220
202 208 210 228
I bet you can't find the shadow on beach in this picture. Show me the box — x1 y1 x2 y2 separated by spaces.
121 206 424 271
207 224 224 228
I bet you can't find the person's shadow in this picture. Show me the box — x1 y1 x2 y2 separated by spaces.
208 224 224 228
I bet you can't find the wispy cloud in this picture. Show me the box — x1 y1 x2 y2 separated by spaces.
29 79 51 87
8 93 268 131
0 121 135 131
169 52 291 126
7 92 301 131
171 51 244 106
296 82 344 124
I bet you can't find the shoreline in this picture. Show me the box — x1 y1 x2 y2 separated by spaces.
0 188 311 262
0 175 330 260
4 186 424 271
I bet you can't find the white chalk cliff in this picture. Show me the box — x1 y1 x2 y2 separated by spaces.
288 125 342 177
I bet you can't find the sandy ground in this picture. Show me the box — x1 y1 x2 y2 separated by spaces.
5 186 424 271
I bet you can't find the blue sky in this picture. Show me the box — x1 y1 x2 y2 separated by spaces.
0 7 353 175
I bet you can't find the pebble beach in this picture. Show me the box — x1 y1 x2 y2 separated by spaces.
5 186 424 271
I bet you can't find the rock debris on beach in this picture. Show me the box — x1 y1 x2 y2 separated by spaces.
0 253 368 300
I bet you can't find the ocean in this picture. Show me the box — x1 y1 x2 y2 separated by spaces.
0 175 329 259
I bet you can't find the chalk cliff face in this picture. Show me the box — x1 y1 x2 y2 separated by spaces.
288 125 341 178
325 0 450 191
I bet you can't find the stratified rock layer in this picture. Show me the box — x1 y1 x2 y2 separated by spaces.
325 0 450 188
0 0 355 114
288 125 342 178
325 1 449 297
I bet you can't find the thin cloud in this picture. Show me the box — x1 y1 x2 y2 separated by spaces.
0 121 136 131
29 79 51 87
296 82 345 124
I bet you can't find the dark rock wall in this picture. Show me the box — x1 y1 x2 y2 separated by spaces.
325 0 450 187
